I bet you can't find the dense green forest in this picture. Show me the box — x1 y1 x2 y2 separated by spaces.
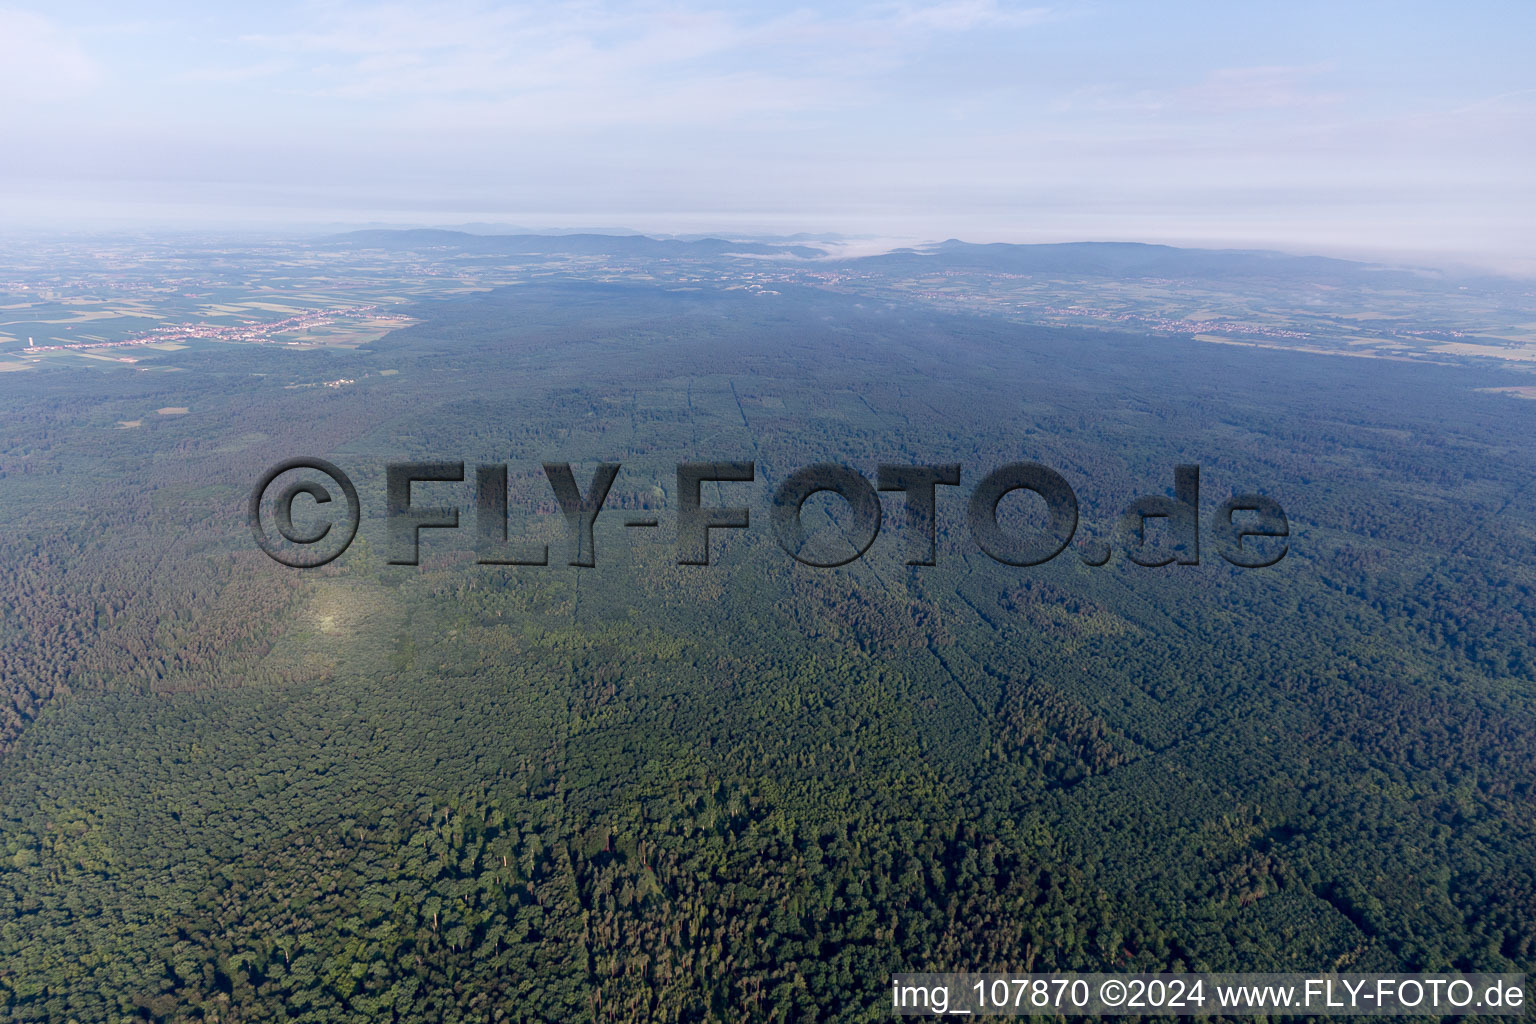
0 279 1533 1021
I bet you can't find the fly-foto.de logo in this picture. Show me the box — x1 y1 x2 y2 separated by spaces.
249 460 1288 571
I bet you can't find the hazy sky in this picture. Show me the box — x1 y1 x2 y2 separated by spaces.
3 0 1533 266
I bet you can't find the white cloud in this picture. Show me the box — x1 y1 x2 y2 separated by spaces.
220 0 1051 125
0 8 101 101
1055 64 1342 117
888 0 1051 32
1177 64 1342 113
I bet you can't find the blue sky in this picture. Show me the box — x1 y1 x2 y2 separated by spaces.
3 0 1532 267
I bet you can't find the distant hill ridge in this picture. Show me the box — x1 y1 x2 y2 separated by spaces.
867 239 1460 286
327 228 826 259
327 229 1489 288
